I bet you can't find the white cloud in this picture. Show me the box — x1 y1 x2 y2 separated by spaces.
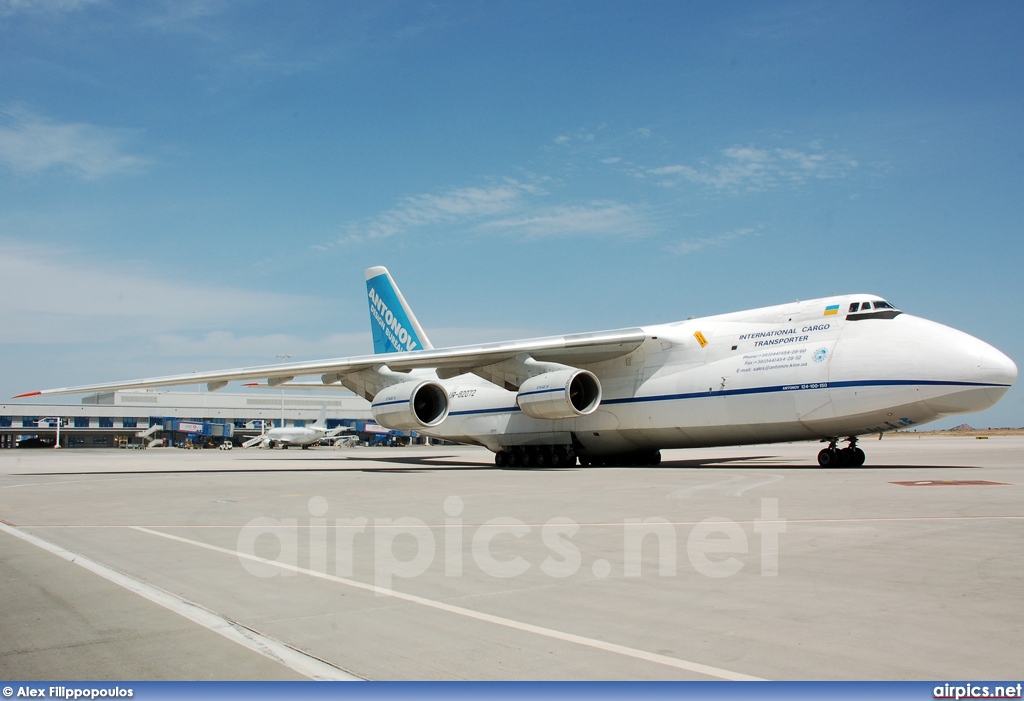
336 173 659 244
149 330 368 361
481 201 648 240
648 164 701 178
0 241 546 396
666 227 759 256
0 105 151 179
552 128 599 146
0 0 99 17
0 242 321 344
134 0 233 34
339 179 543 243
648 144 855 192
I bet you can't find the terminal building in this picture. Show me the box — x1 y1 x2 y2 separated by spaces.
0 389 385 449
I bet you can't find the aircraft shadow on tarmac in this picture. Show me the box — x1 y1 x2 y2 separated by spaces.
338 456 982 473
15 455 981 477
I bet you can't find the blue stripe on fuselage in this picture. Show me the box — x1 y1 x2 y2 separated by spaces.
445 379 1009 417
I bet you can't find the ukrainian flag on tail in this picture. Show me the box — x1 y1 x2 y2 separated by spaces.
824 304 840 316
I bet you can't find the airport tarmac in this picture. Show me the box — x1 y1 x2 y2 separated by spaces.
1 436 1022 681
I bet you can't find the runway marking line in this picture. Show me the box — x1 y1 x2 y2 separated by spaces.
0 521 361 681
890 480 1011 486
8 514 1024 529
131 525 764 681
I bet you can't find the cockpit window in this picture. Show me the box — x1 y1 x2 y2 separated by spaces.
846 298 901 321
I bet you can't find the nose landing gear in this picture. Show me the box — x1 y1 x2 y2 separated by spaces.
817 437 866 467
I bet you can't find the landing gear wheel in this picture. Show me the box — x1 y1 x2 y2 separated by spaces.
494 450 508 467
549 450 563 467
534 450 547 467
852 447 866 466
817 449 835 467
507 450 521 468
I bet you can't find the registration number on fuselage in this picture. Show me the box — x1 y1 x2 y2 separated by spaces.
782 382 828 391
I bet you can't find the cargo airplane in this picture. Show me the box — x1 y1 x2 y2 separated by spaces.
16 267 1016 467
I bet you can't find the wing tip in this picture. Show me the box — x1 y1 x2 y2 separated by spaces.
13 391 42 399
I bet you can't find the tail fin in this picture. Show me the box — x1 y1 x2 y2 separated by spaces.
312 402 327 429
365 266 433 354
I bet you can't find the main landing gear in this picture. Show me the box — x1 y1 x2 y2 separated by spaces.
494 445 576 468
493 446 664 468
817 437 866 467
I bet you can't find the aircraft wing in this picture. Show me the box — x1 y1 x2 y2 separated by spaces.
16 327 647 398
388 327 646 372
15 358 380 397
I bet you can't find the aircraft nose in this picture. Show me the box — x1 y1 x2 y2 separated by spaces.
884 316 1015 416
980 344 1017 388
920 331 1016 415
978 344 1017 409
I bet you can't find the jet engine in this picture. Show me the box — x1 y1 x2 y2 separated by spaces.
516 369 602 420
371 380 450 431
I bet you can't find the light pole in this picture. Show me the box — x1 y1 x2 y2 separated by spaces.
275 354 290 428
38 416 63 449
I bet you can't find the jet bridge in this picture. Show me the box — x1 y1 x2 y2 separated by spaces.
162 419 234 447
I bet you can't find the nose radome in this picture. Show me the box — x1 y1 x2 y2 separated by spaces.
981 344 1018 387
895 316 1016 416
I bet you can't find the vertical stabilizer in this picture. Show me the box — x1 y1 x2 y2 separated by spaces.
312 402 327 429
365 267 433 354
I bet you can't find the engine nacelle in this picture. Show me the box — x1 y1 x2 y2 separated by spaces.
371 380 450 431
516 369 602 420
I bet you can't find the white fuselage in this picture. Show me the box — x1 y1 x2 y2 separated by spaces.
264 425 330 447
413 295 1016 455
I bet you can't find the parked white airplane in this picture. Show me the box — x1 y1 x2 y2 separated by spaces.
16 267 1016 467
258 404 348 449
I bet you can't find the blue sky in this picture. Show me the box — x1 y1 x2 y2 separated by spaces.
1 1 1021 429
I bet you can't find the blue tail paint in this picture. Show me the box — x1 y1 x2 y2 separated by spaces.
365 267 433 354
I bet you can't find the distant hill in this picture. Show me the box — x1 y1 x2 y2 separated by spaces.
889 425 1024 436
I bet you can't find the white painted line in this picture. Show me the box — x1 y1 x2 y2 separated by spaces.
12 514 1024 529
132 525 765 681
0 521 361 681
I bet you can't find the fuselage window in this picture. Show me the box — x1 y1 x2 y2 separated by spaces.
875 301 894 310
